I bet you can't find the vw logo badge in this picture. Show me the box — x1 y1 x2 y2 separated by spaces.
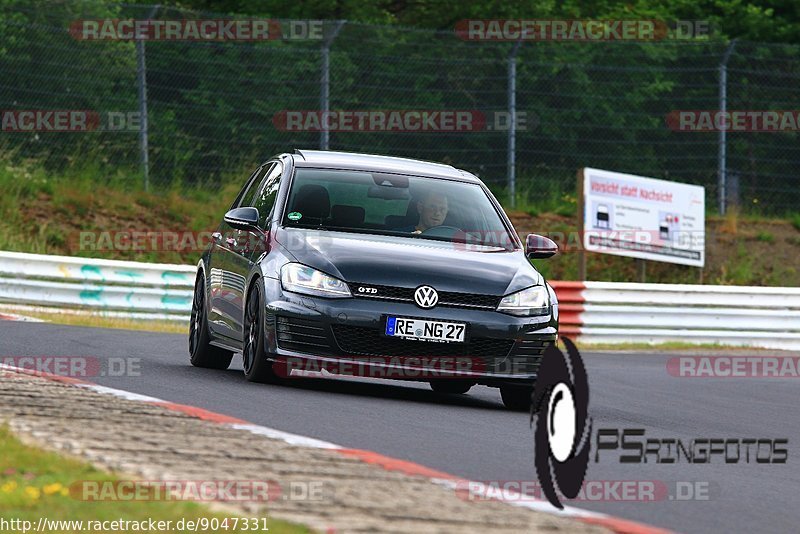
414 285 439 309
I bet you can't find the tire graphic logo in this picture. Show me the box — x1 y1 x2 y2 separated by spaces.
530 337 592 509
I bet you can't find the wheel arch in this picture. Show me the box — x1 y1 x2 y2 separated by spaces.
246 271 262 301
192 259 209 303
242 271 264 329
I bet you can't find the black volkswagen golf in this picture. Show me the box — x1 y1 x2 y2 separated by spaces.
190 149 559 410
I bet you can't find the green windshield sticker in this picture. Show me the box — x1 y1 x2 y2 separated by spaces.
288 212 302 221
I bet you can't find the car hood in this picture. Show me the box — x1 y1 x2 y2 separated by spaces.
275 228 542 296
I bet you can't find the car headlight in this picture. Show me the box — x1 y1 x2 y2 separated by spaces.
496 285 549 316
280 263 351 298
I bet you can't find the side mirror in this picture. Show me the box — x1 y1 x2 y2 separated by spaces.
224 207 260 231
525 233 558 259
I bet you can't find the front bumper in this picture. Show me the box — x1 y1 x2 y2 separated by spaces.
262 279 558 387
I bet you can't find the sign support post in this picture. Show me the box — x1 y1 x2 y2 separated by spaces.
577 168 587 281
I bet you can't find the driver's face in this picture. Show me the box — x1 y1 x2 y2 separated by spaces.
417 194 449 230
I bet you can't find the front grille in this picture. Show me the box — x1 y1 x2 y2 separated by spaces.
275 316 334 353
498 337 557 375
332 324 514 363
348 283 501 310
438 291 500 309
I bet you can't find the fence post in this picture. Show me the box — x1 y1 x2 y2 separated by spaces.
717 39 737 215
507 40 522 209
136 5 160 192
320 20 346 151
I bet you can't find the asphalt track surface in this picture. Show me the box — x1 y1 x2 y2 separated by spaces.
2 321 798 533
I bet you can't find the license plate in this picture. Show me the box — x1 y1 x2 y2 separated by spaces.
385 317 466 343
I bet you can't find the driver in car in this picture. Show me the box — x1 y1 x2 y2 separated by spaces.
398 191 449 234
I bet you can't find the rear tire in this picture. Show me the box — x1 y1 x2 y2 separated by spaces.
429 380 474 395
500 384 534 411
242 280 277 383
189 274 234 370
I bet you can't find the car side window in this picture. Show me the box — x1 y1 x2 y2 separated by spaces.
236 163 274 209
252 163 283 228
230 167 260 209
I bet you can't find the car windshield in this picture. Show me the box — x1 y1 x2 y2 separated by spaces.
282 168 516 249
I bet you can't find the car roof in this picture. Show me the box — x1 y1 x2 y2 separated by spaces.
289 149 479 182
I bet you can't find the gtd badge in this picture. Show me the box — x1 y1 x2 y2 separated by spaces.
531 337 592 509
357 286 378 294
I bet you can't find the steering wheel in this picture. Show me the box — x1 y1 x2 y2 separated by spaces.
420 225 462 239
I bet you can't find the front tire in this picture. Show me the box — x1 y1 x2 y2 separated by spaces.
242 280 277 383
500 384 534 411
189 274 234 370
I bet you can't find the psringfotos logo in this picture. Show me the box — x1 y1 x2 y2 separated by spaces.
530 337 592 509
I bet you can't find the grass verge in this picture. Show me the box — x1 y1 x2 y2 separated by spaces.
0 425 308 534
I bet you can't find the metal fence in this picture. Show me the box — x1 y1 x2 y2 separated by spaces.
2 2 799 213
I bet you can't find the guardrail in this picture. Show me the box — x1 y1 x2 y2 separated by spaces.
0 251 195 321
551 281 800 351
1 252 798 350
